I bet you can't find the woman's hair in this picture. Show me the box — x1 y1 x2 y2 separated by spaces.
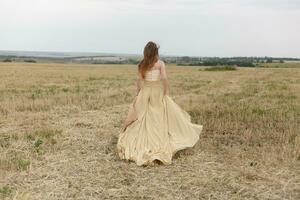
138 41 159 78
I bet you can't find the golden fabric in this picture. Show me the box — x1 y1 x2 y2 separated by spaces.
117 80 203 166
145 69 161 81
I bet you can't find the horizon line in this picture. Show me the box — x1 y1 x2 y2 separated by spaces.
0 49 299 59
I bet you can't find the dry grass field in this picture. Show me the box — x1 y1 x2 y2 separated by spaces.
0 62 299 200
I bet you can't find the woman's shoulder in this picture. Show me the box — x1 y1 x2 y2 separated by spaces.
158 60 166 69
155 59 165 68
158 59 165 65
150 59 164 70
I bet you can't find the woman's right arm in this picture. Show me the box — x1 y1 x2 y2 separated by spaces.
160 61 168 95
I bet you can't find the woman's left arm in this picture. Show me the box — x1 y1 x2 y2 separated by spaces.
136 71 143 96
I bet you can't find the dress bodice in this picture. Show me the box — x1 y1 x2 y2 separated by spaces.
145 69 161 81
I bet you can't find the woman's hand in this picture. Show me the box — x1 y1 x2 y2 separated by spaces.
135 88 140 96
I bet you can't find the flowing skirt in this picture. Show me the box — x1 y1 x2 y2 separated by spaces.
117 80 203 166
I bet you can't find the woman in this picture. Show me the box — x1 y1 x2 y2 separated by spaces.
117 41 203 166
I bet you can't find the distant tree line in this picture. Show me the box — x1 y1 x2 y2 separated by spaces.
169 56 294 67
1 55 298 65
174 57 255 67
178 61 255 67
2 59 37 63
24 59 37 63
92 58 139 65
2 58 12 62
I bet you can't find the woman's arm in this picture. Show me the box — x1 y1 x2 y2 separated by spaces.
160 61 168 95
136 71 143 96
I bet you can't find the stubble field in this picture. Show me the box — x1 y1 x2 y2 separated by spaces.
0 62 299 200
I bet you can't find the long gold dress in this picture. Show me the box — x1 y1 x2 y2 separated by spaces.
117 68 203 166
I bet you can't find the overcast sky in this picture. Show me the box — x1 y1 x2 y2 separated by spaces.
1 0 299 57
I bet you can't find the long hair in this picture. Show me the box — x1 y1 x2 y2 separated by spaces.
138 41 159 78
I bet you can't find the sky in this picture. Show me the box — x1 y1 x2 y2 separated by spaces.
0 0 300 57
